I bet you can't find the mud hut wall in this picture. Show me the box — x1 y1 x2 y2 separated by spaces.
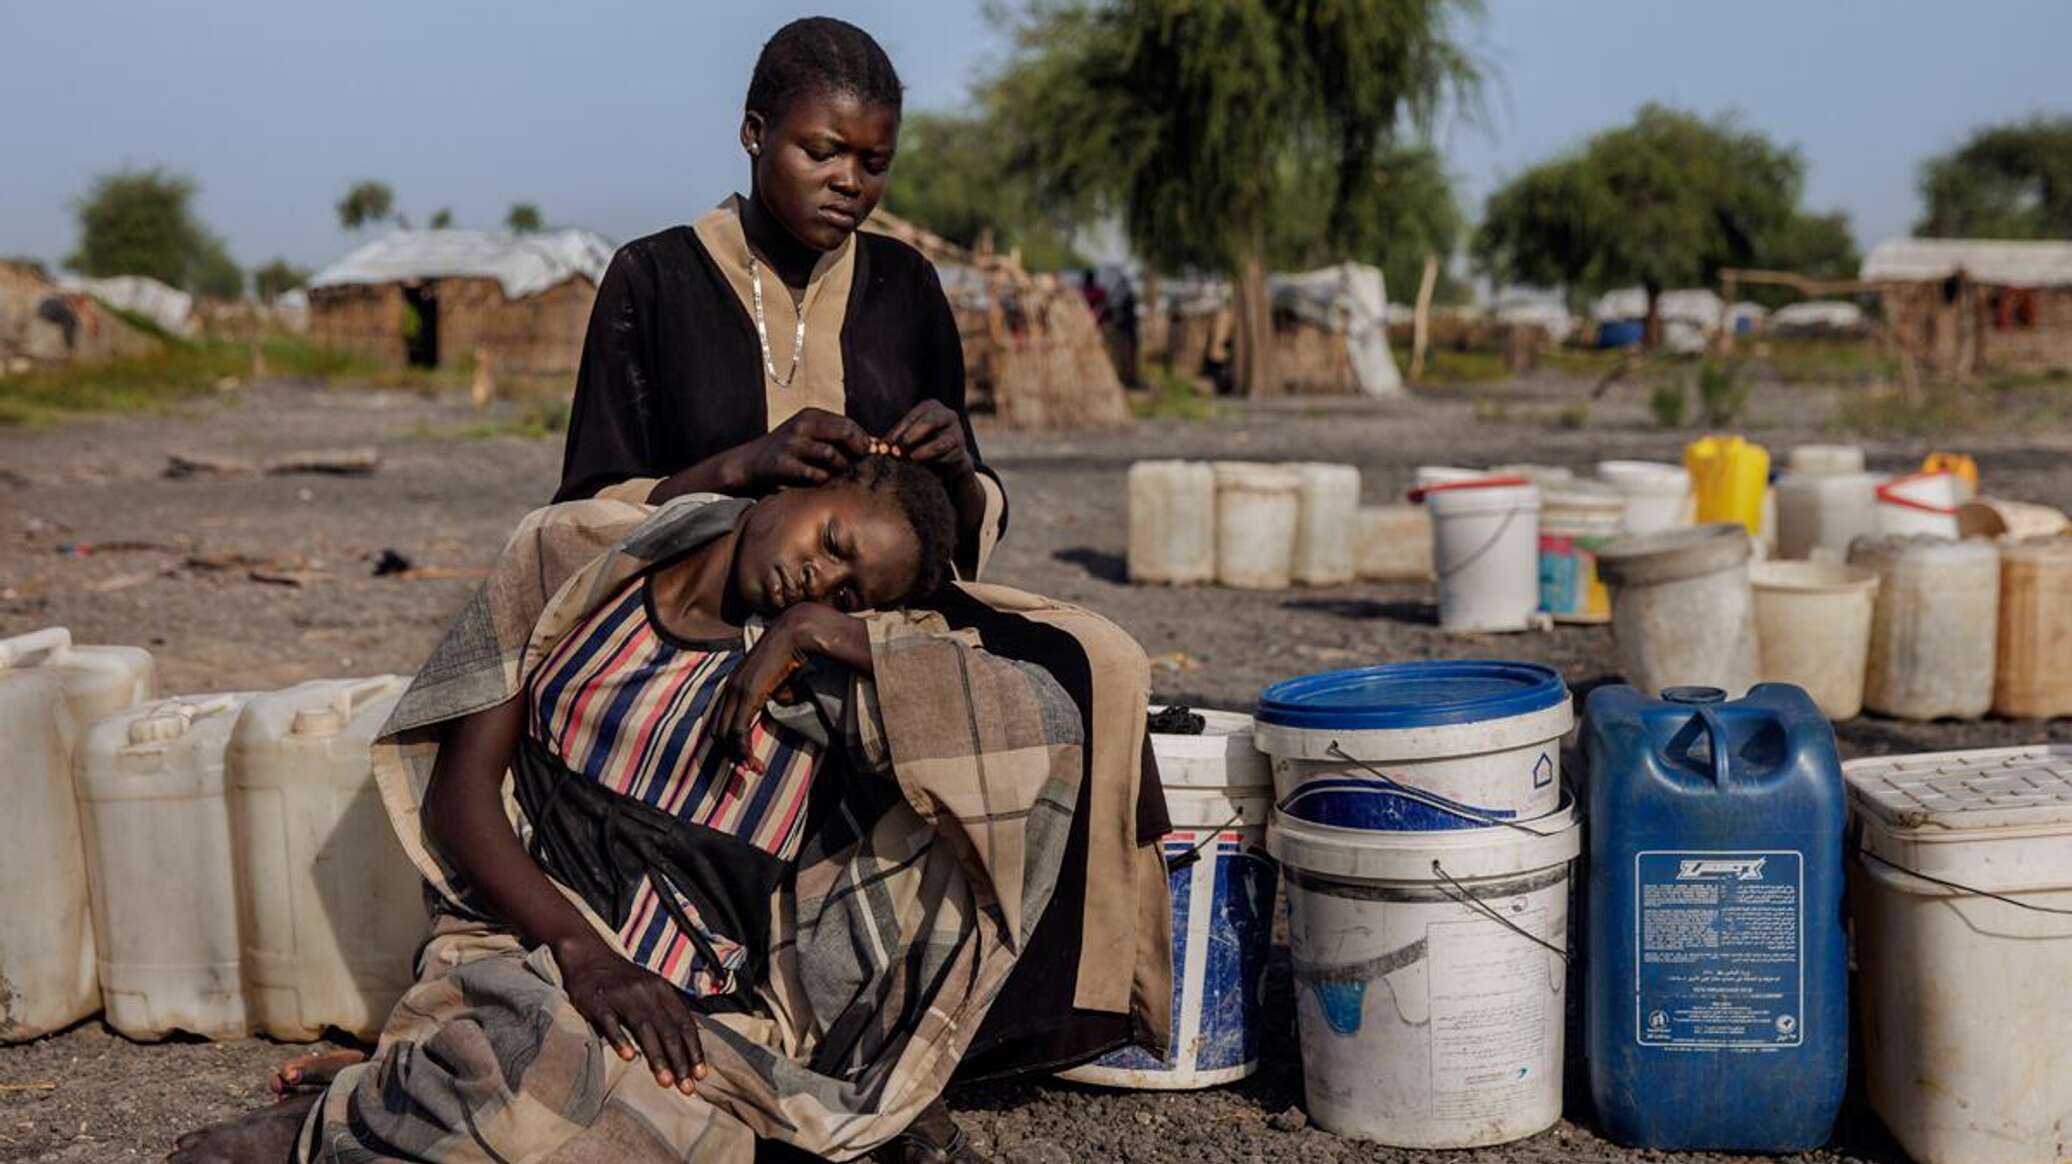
433 276 596 376
1272 316 1356 395
309 284 408 370
1976 285 2072 373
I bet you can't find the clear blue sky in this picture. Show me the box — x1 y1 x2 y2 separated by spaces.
4 0 2068 279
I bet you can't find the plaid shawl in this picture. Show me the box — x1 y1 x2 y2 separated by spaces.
332 495 1167 1162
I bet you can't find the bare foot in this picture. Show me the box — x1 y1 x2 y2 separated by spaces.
167 1092 319 1163
268 1048 368 1096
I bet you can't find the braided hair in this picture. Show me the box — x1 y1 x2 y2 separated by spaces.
745 17 904 128
840 454 956 603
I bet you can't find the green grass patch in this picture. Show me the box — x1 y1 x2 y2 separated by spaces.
1130 365 1220 420
1402 345 1509 386
1745 337 1894 385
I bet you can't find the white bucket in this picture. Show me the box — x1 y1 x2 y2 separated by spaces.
1876 471 1963 539
1774 472 1881 561
1845 745 2072 1164
1254 661 1572 829
1414 465 1485 491
1788 444 1867 476
1750 561 1880 720
1214 462 1301 590
1062 710 1275 1089
1596 460 1692 534
1596 523 1759 697
1538 482 1625 623
1421 479 1541 633
1271 803 1580 1148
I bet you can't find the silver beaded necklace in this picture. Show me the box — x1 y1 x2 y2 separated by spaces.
747 255 807 389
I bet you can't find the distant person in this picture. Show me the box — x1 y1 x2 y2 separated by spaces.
1078 268 1109 324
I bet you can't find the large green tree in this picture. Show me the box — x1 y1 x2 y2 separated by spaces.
1747 209 1859 307
1915 115 2072 239
336 180 396 231
1474 105 1801 344
881 111 1084 270
253 258 312 301
1266 144 1464 303
992 0 1481 395
64 166 243 298
505 203 544 234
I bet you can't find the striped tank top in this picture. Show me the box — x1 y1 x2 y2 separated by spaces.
525 575 822 998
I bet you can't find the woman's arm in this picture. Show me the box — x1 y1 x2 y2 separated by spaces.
712 603 869 766
646 408 875 504
422 697 706 1093
891 261 1006 577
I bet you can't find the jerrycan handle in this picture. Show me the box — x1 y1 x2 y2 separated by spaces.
0 627 73 668
1662 686 1734 790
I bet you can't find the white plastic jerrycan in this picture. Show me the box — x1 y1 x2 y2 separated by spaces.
230 676 421 1041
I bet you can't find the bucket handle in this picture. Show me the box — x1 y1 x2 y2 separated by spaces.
1323 743 1568 838
1430 860 1569 961
1854 843 2072 917
1404 475 1531 504
1165 810 1245 873
0 627 73 668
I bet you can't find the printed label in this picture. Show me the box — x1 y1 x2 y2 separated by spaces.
1634 850 1803 1049
1428 910 1550 1118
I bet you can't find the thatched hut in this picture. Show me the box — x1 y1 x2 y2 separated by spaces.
863 211 1131 430
306 229 611 376
1 262 160 369
1862 239 2072 377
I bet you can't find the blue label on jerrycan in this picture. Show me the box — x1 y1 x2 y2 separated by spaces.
1583 684 1847 1153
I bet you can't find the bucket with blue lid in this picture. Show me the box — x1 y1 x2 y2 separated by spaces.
1252 660 1573 830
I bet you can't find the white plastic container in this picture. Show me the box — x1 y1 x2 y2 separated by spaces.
1995 538 2072 719
1422 479 1541 632
1254 661 1572 828
1490 463 1574 486
1876 471 1964 539
1127 460 1217 585
0 628 156 1042
78 693 256 1040
0 627 156 722
1774 472 1881 561
1213 462 1300 590
0 672 97 1042
1414 465 1484 490
1291 463 1360 586
1062 710 1274 1090
231 677 418 1042
1353 505 1432 581
1596 523 1759 697
1749 561 1880 720
1596 460 1692 535
1270 802 1580 1148
1844 745 2072 1164
1849 536 2001 721
1788 444 1866 476
1538 482 1625 623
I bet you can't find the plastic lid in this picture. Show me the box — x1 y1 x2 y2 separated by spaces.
1596 522 1751 585
1846 745 2072 832
1661 686 1726 705
1256 660 1568 732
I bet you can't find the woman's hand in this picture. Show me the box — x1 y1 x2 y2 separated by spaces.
713 603 870 769
885 400 976 483
726 407 873 493
555 933 707 1094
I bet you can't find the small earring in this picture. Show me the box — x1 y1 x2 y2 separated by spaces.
749 143 760 156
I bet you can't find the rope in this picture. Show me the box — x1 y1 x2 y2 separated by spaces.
1429 859 1570 961
1857 846 2072 917
1323 743 1569 838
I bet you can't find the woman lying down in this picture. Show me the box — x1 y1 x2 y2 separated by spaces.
171 456 1167 1163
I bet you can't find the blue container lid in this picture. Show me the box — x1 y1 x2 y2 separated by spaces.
1256 660 1568 732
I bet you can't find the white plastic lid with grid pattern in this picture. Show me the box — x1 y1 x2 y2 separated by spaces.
1844 745 2072 832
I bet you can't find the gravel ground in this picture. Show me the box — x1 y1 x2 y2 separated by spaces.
2 370 2067 1162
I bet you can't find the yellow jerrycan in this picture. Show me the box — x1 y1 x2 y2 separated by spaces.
1684 435 1771 535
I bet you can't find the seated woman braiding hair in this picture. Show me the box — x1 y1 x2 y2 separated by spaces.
170 458 1144 1163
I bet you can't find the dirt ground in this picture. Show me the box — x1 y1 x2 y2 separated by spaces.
2 370 2068 1162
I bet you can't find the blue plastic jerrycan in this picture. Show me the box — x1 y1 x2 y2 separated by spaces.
1582 683 1847 1152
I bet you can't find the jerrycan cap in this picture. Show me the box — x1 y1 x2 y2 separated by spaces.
1661 686 1727 705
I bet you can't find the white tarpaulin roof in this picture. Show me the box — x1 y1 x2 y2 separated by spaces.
1270 261 1402 397
309 229 613 299
57 274 196 335
1862 238 2072 287
1771 300 1866 329
1494 289 1577 343
1592 287 1724 325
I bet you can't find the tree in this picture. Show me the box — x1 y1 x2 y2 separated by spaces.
1474 105 1801 345
993 0 1481 395
1915 115 2072 239
337 181 396 231
254 258 312 301
1266 144 1465 304
882 111 1085 270
1748 209 1859 307
429 207 455 229
505 203 543 233
63 166 243 297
